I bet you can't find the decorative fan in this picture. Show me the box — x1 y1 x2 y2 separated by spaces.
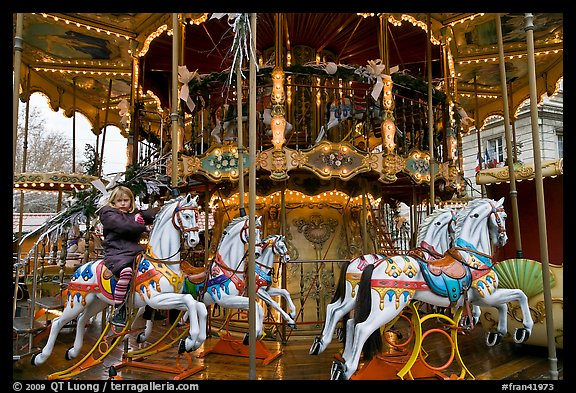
494 258 556 299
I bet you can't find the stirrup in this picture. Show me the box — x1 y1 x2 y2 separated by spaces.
111 304 127 327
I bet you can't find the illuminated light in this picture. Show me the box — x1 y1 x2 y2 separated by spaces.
271 115 286 150
49 183 54 187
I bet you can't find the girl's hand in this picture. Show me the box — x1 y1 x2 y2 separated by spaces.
135 213 145 225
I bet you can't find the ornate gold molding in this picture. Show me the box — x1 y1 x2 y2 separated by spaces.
475 159 563 185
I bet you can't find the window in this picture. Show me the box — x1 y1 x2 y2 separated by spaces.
486 137 503 168
557 132 563 158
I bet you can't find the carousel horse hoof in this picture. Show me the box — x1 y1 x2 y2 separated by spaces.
108 366 118 378
64 348 74 361
309 337 321 355
330 360 346 380
178 339 186 354
486 331 504 346
514 328 530 343
242 333 249 346
288 322 297 329
136 332 146 344
30 353 39 366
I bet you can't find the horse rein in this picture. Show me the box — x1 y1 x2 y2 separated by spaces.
488 202 507 237
172 200 200 233
450 246 496 270
146 199 200 264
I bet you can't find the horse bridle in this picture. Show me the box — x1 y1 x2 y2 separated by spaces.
172 200 200 233
488 201 506 239
146 199 200 263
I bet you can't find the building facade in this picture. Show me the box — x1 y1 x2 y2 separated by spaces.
461 80 563 198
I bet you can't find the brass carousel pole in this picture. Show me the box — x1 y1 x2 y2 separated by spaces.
72 78 76 172
524 13 558 380
171 13 180 191
248 12 258 380
13 13 24 170
237 61 245 216
426 14 435 212
17 68 31 241
496 14 523 258
473 75 485 197
98 79 113 177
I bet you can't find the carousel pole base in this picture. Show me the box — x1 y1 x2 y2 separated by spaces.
198 332 282 365
111 352 205 380
350 351 452 380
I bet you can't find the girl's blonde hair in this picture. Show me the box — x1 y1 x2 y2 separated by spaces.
107 186 136 213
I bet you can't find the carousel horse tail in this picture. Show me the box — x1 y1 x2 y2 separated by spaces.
331 262 349 304
354 264 382 360
331 262 352 343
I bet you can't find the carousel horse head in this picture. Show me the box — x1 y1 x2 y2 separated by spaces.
454 197 508 251
260 234 290 265
149 194 201 252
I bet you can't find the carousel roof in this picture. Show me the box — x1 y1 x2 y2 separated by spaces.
15 12 563 139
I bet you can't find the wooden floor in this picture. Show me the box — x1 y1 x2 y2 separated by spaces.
13 312 563 382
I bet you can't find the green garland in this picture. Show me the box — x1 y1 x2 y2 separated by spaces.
187 64 445 103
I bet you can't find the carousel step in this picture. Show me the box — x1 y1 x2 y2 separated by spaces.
13 317 45 334
34 296 64 311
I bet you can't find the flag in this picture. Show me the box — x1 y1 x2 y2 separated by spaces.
484 148 490 169
475 151 484 172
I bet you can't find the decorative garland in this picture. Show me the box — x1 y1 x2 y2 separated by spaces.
187 63 446 103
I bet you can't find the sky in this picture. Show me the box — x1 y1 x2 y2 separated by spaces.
27 93 127 177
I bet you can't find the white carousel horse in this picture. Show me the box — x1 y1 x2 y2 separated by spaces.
134 216 270 345
199 215 265 340
309 207 456 355
31 194 208 366
255 234 297 328
315 97 363 143
210 104 243 145
330 197 534 380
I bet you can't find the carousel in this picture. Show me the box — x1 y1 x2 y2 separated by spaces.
13 12 563 381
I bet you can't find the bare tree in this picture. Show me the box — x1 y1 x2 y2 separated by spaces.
14 105 88 213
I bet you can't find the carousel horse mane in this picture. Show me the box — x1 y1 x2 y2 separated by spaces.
216 215 261 248
147 196 182 238
452 197 494 236
416 207 454 243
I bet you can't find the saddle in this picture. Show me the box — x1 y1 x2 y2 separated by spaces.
101 263 115 280
411 246 471 303
409 243 466 279
427 248 467 279
181 260 207 284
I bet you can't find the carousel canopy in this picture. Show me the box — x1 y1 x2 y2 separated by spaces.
14 12 563 140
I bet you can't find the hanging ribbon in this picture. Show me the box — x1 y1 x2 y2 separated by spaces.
178 65 199 113
365 59 387 101
117 99 130 128
91 173 123 208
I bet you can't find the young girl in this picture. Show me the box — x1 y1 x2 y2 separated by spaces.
98 186 158 326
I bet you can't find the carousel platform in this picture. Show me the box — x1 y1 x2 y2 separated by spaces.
13 310 562 381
